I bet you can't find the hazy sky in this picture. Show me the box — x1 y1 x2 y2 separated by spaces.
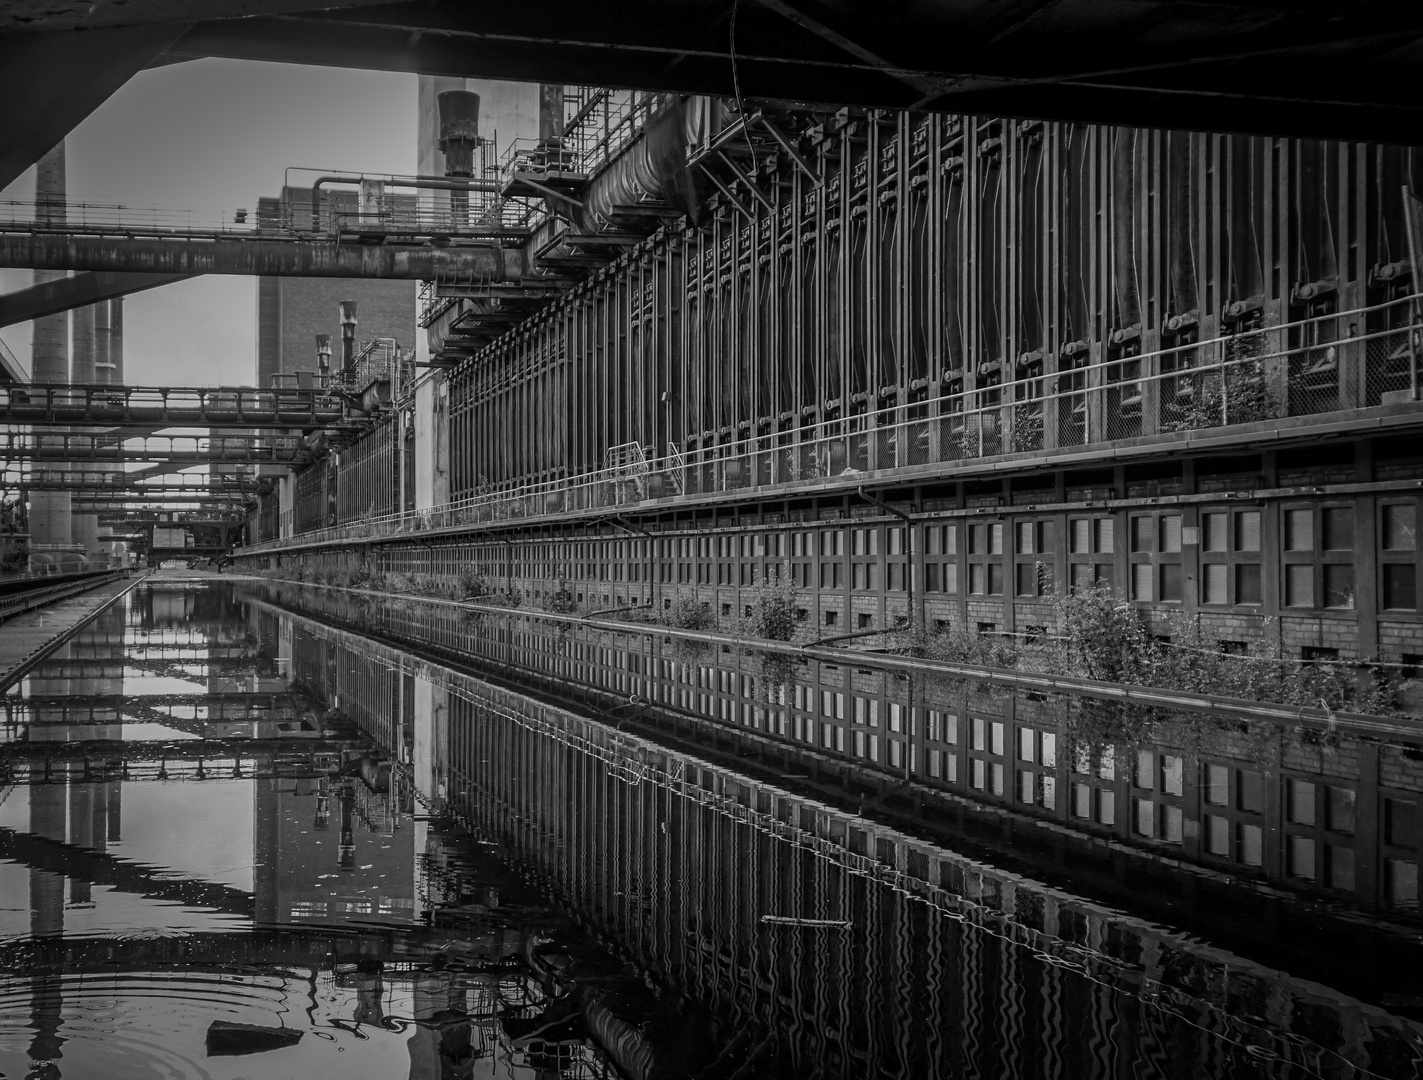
0 59 417 386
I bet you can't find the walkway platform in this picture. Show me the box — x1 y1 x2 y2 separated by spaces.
0 573 140 691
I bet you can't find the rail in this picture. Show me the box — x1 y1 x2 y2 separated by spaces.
242 291 1423 552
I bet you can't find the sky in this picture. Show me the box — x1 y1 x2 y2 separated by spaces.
0 58 418 386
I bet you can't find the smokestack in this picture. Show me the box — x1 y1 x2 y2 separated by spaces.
437 90 480 177
94 300 110 381
108 297 123 384
30 144 72 563
338 302 357 373
316 333 332 383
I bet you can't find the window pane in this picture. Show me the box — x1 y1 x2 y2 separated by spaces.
988 563 1004 595
1161 805 1183 844
1285 509 1313 551
1236 563 1262 604
1385 859 1418 908
1097 790 1115 826
1135 750 1154 789
1133 798 1155 837
1204 764 1230 805
1238 769 1264 814
1285 564 1314 608
1287 837 1316 880
1159 563 1182 602
1323 564 1355 609
1327 787 1357 834
1323 507 1354 550
1383 504 1417 551
1070 562 1091 591
1234 511 1261 552
1327 844 1356 890
1383 564 1416 611
1161 755 1183 796
1237 823 1264 866
988 523 1004 555
1160 515 1182 553
1132 563 1152 600
1203 563 1227 604
1017 521 1034 554
1205 815 1230 855
1019 727 1035 762
1070 518 1090 553
970 563 986 594
1203 512 1227 551
1130 516 1153 552
945 525 957 555
1287 779 1317 825
1094 518 1114 554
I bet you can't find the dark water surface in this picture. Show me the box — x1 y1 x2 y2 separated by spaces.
0 579 1419 1079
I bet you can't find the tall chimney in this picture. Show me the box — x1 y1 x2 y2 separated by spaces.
316 333 332 384
437 90 480 177
438 90 480 227
108 297 124 384
30 143 71 564
338 302 358 374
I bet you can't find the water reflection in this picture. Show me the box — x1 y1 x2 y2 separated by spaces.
0 579 1418 1078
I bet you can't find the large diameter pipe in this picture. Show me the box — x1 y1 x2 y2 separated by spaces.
0 234 528 280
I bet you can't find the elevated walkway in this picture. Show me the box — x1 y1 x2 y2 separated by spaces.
0 431 309 466
0 382 349 430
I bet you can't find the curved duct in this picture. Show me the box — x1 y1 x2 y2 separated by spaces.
578 96 729 231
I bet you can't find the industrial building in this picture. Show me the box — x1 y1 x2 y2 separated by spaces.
2 4 1423 1075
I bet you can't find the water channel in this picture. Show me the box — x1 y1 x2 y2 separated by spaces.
0 577 1419 1079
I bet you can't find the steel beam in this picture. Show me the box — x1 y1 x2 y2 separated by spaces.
0 431 309 465
0 271 191 329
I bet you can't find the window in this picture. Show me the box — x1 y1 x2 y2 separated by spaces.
1323 508 1353 551
1381 502 1420 612
1200 508 1262 606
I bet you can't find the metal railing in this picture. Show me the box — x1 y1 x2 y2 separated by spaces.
0 569 128 624
242 292 1423 553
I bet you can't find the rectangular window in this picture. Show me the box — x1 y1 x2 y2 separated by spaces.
1285 508 1313 550
1323 508 1354 551
1287 779 1317 825
1236 563 1262 605
1132 563 1152 600
1017 521 1035 554
1323 564 1355 609
1203 563 1228 604
988 523 1004 555
1237 823 1264 866
969 523 985 554
1093 519 1114 554
1237 770 1264 814
1159 563 1182 602
988 563 1004 595
1130 516 1153 553
1383 504 1417 550
970 564 987 595
1019 727 1035 763
1287 836 1317 880
1205 815 1230 855
1235 511 1261 552
1160 755 1183 796
1160 515 1182 553
1204 764 1229 805
1203 512 1227 552
1327 786 1357 834
1286 564 1314 608
1384 565 1416 610
1070 518 1090 554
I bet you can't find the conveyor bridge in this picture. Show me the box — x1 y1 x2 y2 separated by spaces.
0 382 350 430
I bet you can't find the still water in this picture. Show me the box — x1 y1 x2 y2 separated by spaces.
0 578 1419 1079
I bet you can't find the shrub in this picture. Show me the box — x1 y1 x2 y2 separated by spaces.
546 580 578 614
457 564 490 599
743 566 798 642
663 594 716 632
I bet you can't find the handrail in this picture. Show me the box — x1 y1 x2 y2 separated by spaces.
240 288 1423 553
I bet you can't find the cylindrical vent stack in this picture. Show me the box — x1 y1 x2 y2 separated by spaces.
339 302 358 373
29 143 71 568
437 90 481 177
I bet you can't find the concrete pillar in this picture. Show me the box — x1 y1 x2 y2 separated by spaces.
29 143 71 565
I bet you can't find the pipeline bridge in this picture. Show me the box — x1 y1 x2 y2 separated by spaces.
0 383 351 431
0 432 310 467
